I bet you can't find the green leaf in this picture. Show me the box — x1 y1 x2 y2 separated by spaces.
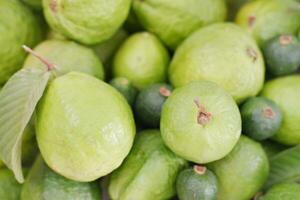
0 68 50 183
264 145 300 189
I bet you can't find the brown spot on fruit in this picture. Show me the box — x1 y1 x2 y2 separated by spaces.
262 107 275 118
50 0 58 13
194 97 212 126
248 16 256 27
280 35 293 45
193 165 207 175
159 87 171 97
253 192 263 200
247 48 258 63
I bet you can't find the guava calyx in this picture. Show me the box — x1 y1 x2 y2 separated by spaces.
246 47 258 63
262 107 275 119
194 97 212 126
193 165 207 175
279 35 293 45
159 87 171 97
50 0 58 13
253 191 263 200
248 16 256 27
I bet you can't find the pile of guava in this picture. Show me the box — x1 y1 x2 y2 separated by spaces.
0 0 299 200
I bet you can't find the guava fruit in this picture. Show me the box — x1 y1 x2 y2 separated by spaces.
110 77 138 106
261 75 300 145
21 156 101 200
23 39 105 79
108 130 187 200
208 136 269 200
36 72 135 182
133 0 226 49
113 32 170 90
0 0 43 85
176 166 218 200
43 0 131 45
169 23 265 103
226 0 251 20
261 140 287 158
236 0 300 46
0 168 23 200
160 81 241 164
261 183 300 200
22 0 42 10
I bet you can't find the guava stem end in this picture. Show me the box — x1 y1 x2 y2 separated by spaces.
193 165 207 175
194 97 212 126
159 87 171 97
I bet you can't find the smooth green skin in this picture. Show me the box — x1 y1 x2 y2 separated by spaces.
261 183 300 200
109 77 138 106
236 0 300 46
43 0 131 45
23 0 42 10
23 39 105 80
133 0 226 49
161 81 241 164
263 34 300 76
21 156 101 200
135 83 172 128
261 75 300 145
0 168 23 200
36 72 135 182
176 168 218 200
0 0 43 85
208 136 269 200
109 130 187 200
241 97 283 141
113 32 170 90
169 23 265 103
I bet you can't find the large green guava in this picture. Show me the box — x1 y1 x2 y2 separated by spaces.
169 23 265 103
113 32 170 90
236 0 300 46
109 130 187 200
0 0 43 85
21 156 101 200
160 81 241 164
0 168 23 200
43 0 131 45
23 39 105 80
208 136 269 200
261 75 300 145
133 0 227 49
36 72 135 182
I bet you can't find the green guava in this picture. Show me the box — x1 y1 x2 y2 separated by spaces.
226 0 251 20
36 72 135 182
133 0 226 49
113 32 170 90
169 23 265 103
0 168 23 200
261 183 300 200
21 156 101 200
236 0 300 46
43 0 131 45
22 0 42 10
0 0 43 85
23 39 105 80
160 81 241 164
208 136 269 200
261 75 300 145
109 130 187 200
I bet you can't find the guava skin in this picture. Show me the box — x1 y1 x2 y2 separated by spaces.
208 136 269 200
43 0 131 45
21 156 101 200
108 130 187 200
236 0 300 47
0 168 23 200
22 0 42 10
113 32 170 90
36 72 135 182
133 0 226 49
0 0 43 85
226 0 251 20
160 81 241 164
261 183 300 200
169 23 265 103
23 39 105 80
261 75 300 145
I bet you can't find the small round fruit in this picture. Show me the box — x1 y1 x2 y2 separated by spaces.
36 72 135 182
21 156 101 200
263 34 300 76
236 0 300 46
109 130 187 200
109 77 138 106
135 83 172 128
161 81 241 163
261 183 300 200
176 166 218 200
43 0 131 45
113 32 170 90
23 39 105 80
241 97 282 141
169 23 265 103
208 136 269 200
0 0 43 85
0 168 23 200
133 0 226 49
261 75 300 145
